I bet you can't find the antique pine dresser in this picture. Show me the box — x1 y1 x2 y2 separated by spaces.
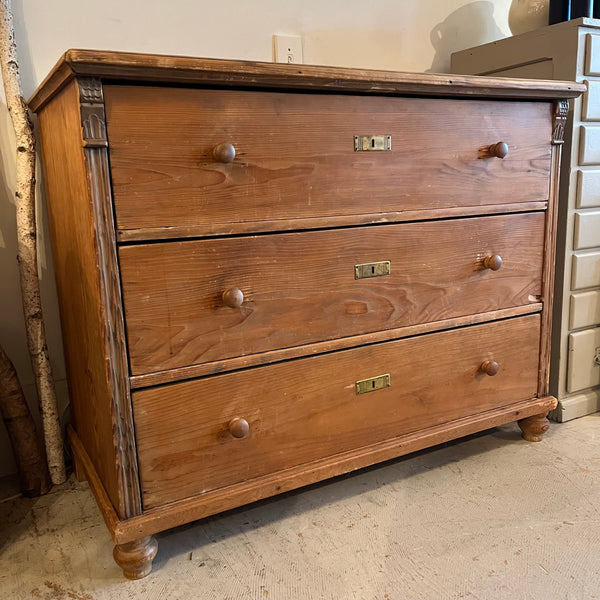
29 50 584 579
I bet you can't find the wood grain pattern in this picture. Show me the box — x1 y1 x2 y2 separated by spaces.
69 395 557 545
115 201 549 242
120 213 545 375
66 425 121 539
133 315 541 509
105 86 552 235
518 412 551 442
37 80 140 519
113 536 158 580
539 123 563 397
128 303 543 389
77 79 142 518
28 49 586 112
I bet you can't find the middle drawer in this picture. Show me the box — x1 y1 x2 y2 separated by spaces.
119 212 545 375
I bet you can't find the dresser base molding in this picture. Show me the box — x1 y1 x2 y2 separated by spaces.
68 394 557 552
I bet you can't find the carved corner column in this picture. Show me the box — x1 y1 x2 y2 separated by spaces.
523 99 569 443
76 78 142 519
552 99 569 146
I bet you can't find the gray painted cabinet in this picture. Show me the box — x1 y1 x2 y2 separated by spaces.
452 17 600 421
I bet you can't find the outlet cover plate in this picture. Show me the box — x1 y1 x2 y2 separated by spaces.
273 35 303 64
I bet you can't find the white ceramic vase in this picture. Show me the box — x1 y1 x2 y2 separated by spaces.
508 0 550 35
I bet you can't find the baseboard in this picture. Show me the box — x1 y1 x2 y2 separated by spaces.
550 389 600 422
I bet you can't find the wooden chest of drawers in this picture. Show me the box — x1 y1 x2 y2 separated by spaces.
29 50 584 579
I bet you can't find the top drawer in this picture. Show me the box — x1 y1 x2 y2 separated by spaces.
104 86 552 238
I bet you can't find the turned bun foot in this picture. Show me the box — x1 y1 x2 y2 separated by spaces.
113 535 158 579
518 412 550 442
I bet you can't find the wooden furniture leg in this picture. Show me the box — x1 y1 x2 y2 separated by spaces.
518 412 550 442
113 536 158 580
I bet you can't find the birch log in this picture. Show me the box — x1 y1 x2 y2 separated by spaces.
0 345 51 496
0 0 66 484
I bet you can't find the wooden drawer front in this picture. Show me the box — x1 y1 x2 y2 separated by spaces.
133 314 541 508
105 85 551 235
120 213 545 375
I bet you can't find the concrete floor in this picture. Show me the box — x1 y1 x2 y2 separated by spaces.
1 415 600 600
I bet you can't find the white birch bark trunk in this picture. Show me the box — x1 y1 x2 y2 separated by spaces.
0 0 66 484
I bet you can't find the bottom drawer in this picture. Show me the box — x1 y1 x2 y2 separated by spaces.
134 315 541 509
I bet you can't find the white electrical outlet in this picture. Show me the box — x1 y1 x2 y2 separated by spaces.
273 35 303 64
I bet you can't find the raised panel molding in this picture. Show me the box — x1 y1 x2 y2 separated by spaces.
583 80 600 120
572 251 600 289
580 126 600 165
577 170 600 208
574 210 600 249
570 290 600 329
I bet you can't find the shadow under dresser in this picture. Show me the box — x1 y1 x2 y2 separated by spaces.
28 50 584 578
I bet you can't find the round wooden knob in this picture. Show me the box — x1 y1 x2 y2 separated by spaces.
228 417 250 439
489 141 509 159
213 142 236 163
222 288 244 308
480 360 499 376
483 254 503 271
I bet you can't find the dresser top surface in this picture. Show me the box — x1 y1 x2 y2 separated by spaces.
29 48 585 112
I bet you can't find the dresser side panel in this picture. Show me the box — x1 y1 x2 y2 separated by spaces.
37 80 134 518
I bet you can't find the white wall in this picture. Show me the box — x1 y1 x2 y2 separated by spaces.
0 0 512 476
